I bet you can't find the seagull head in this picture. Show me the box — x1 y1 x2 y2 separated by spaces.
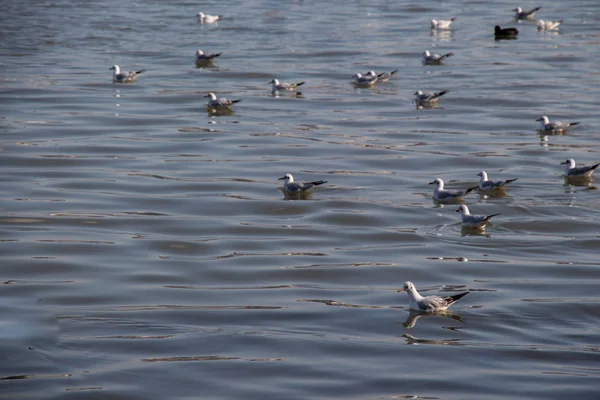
414 90 424 96
366 71 376 77
198 12 205 18
560 158 575 168
204 92 217 100
196 50 205 56
429 178 443 188
278 173 293 182
477 170 488 180
423 50 431 57
535 116 550 124
397 281 416 294
456 204 469 214
512 7 522 12
268 79 279 85
109 65 120 72
353 73 362 79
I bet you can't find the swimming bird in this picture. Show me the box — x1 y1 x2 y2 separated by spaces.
477 171 518 190
195 50 222 62
198 12 221 24
364 70 399 83
429 178 477 202
560 158 600 178
536 20 563 30
456 204 500 228
536 116 579 133
278 173 327 194
352 72 379 86
414 90 449 104
109 65 146 83
494 25 519 38
422 50 454 65
430 18 455 30
398 281 469 312
205 92 241 108
268 79 305 92
512 6 541 20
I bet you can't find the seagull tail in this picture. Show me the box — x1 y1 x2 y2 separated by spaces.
231 99 242 104
435 90 449 98
450 17 456 21
389 69 399 76
135 70 147 75
213 53 223 58
568 122 580 127
505 178 518 184
295 82 305 87
446 291 469 305
486 213 501 220
591 163 600 171
532 6 541 13
465 185 478 195
309 180 327 186
442 52 454 59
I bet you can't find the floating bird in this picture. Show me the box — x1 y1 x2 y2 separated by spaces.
268 79 305 92
430 178 477 202
278 174 327 194
352 72 379 86
536 115 579 133
560 158 600 178
477 171 518 190
198 12 221 24
494 25 519 38
536 20 563 30
109 65 146 83
195 50 222 62
512 6 541 20
364 70 399 83
205 92 241 108
422 50 454 65
430 18 456 30
414 90 449 104
398 281 469 312
456 204 500 228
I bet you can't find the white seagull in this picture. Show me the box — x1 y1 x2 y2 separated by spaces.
512 6 541 20
456 204 500 228
352 72 379 86
430 18 456 30
430 178 478 202
268 79 305 92
398 281 469 312
195 50 222 62
205 92 241 108
414 90 449 104
536 115 579 133
278 173 327 194
109 65 146 83
536 20 563 30
477 171 518 190
560 158 600 178
422 50 454 65
198 12 221 24
364 69 399 83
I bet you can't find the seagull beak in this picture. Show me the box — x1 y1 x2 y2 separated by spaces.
397 289 404 293
278 176 286 180
428 181 435 185
560 161 567 165
456 207 461 212
535 117 543 121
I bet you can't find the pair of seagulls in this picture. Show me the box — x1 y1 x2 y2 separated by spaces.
430 171 517 202
353 70 399 86
513 6 563 31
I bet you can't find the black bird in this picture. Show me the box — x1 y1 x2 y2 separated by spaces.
494 25 519 38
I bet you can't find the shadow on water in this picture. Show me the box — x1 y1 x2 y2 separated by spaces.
401 310 465 329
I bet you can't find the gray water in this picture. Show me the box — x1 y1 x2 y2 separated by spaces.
2 0 600 399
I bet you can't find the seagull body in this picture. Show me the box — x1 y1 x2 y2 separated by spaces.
494 25 519 37
414 90 449 104
268 79 305 92
198 12 221 24
561 158 600 178
352 72 379 85
456 204 500 228
278 173 327 194
477 171 518 190
513 6 541 20
430 18 455 30
536 116 579 132
398 281 469 312
109 65 146 83
364 70 398 83
422 50 454 65
536 20 563 30
205 92 241 108
430 178 477 202
195 50 222 61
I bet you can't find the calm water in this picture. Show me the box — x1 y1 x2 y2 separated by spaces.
2 0 600 398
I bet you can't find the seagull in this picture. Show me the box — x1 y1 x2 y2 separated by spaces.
109 65 146 83
397 281 469 312
456 204 500 228
414 90 449 104
364 70 399 82
477 171 518 190
430 18 455 30
536 20 563 30
205 92 241 108
494 26 519 38
429 178 478 202
352 72 379 85
536 116 579 132
268 79 305 92
422 50 454 65
560 158 600 178
512 6 541 20
198 12 221 24
278 173 327 194
195 50 222 62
